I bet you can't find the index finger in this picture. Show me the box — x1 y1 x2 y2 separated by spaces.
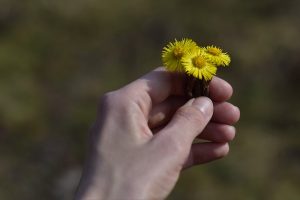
123 67 186 104
141 67 186 103
122 67 233 116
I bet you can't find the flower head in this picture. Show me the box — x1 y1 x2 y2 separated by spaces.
162 38 198 72
182 49 217 81
202 45 231 67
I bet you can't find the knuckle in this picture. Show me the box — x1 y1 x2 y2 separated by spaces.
98 89 136 117
99 89 128 107
98 91 115 108
169 137 186 154
97 90 123 112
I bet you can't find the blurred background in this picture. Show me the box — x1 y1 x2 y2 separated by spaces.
0 0 300 199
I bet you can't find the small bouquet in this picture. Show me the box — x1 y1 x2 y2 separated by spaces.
162 38 231 97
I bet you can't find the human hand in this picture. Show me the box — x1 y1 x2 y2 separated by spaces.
75 67 240 200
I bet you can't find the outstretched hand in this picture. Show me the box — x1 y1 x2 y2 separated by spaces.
75 67 240 200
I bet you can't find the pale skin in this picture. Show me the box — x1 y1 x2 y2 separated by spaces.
75 67 240 200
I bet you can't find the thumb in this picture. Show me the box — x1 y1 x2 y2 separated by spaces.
157 97 213 147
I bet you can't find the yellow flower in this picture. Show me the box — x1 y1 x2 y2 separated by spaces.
182 49 217 81
162 38 198 72
202 45 231 67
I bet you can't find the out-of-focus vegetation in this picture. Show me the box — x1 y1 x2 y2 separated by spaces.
0 0 300 199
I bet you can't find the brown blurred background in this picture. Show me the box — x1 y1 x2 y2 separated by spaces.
0 0 300 199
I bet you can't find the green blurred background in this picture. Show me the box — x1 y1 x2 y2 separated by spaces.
1 0 300 199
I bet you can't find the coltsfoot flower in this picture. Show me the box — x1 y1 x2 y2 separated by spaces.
202 45 231 67
182 49 217 81
162 38 198 72
161 38 231 97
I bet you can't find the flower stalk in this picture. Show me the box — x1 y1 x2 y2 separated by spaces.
186 76 210 97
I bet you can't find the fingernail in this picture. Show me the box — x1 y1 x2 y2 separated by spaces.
192 97 213 117
185 98 195 106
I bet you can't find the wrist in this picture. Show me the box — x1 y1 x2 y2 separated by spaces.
75 163 108 200
75 160 147 200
